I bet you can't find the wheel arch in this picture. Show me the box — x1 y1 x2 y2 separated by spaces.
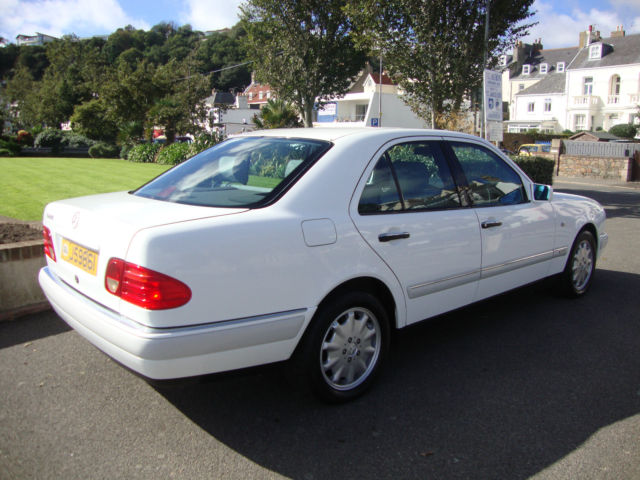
315 277 398 330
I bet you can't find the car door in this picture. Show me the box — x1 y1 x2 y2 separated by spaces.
443 140 556 301
350 139 482 326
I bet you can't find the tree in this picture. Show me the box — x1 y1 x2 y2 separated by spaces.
609 123 638 139
253 99 303 129
70 99 118 142
348 0 535 128
240 0 367 127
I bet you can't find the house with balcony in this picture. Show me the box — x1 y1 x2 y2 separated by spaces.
566 28 640 132
504 27 640 133
15 32 56 46
314 69 425 128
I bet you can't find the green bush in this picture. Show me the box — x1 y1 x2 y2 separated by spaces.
62 131 95 148
34 128 64 152
88 142 120 158
609 123 638 139
0 138 21 156
127 143 161 163
188 132 224 157
513 156 555 185
156 142 191 165
120 143 133 160
0 148 12 156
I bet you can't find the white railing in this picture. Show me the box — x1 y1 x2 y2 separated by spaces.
572 95 599 106
607 95 620 104
629 94 640 104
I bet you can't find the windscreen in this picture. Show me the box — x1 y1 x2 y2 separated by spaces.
133 136 332 208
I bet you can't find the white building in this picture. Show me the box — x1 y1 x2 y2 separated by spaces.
203 91 256 135
503 27 640 134
314 70 426 128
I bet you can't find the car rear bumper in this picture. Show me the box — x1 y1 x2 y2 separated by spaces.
38 266 310 379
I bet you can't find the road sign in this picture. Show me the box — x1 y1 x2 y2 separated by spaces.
483 70 503 122
371 118 379 127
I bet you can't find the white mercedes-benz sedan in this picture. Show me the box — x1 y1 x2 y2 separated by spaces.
39 128 607 402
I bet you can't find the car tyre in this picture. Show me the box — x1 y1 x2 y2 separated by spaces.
297 291 389 403
561 230 596 297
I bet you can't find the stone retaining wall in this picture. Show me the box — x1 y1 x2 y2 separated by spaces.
556 155 633 181
0 240 49 321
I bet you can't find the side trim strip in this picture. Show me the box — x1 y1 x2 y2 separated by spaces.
407 249 557 299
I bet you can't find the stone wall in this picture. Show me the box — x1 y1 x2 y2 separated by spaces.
556 155 633 181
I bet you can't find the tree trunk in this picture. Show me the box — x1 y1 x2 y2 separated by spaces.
303 99 314 128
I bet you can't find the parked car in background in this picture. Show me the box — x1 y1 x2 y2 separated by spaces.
518 143 551 156
39 128 607 402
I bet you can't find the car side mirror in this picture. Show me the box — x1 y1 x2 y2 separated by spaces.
533 184 553 201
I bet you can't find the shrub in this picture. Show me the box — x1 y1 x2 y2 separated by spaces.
120 143 133 160
513 156 555 185
35 128 64 152
0 148 12 157
609 123 638 139
156 142 191 165
89 142 120 158
188 131 224 157
127 143 161 163
62 131 95 148
16 130 34 146
0 138 21 156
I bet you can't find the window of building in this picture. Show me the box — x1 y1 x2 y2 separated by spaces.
574 114 586 130
248 93 253 100
557 62 565 72
259 91 264 100
267 91 271 99
583 77 593 95
540 63 548 74
522 64 531 75
544 99 552 112
519 84 525 91
589 44 602 60
528 102 535 112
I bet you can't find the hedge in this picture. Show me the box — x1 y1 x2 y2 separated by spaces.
156 142 191 165
127 143 161 163
89 142 120 158
513 156 555 185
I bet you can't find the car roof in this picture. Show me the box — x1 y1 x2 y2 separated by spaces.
235 127 484 144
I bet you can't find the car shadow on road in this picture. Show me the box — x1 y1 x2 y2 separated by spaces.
155 268 640 479
0 310 71 349
555 186 640 219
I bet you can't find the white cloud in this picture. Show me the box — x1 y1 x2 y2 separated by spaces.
0 0 149 40
522 0 640 48
179 0 244 31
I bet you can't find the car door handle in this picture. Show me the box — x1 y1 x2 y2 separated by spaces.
378 232 410 242
481 220 502 229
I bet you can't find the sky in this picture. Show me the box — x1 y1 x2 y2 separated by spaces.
1 0 639 50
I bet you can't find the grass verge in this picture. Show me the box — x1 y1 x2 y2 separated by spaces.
1 157 172 221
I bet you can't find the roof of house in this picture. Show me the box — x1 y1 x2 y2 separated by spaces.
511 46 579 80
568 33 640 69
569 131 622 141
369 72 394 85
516 72 566 95
205 91 235 106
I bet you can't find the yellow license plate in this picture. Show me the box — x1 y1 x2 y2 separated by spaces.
61 238 99 276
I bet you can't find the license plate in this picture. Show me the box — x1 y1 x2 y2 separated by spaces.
61 238 99 276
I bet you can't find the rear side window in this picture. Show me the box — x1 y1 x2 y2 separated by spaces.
449 142 527 207
134 137 332 208
358 142 461 214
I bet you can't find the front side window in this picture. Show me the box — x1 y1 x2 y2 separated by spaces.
449 143 527 207
358 142 461 214
134 137 332 208
583 77 593 95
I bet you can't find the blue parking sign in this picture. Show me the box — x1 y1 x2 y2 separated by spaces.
371 118 379 127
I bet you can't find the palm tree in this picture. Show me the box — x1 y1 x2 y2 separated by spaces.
253 99 303 129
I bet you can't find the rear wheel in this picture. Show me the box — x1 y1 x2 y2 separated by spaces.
298 291 389 403
561 230 596 297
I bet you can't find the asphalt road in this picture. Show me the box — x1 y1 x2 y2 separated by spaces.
1 181 639 479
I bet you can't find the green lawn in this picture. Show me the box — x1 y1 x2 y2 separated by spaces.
1 157 172 221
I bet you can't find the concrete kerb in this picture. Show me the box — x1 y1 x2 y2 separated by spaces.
0 217 49 321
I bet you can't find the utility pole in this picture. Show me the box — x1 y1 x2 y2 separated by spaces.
481 0 490 139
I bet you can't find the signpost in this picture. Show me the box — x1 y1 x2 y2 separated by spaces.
483 69 503 143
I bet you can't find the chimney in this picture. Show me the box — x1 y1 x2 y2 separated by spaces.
611 25 626 38
513 41 525 63
532 38 543 53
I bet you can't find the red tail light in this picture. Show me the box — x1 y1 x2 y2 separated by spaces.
105 258 191 310
43 226 56 261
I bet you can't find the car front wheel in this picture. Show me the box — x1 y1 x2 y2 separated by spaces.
562 230 596 297
299 292 389 403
